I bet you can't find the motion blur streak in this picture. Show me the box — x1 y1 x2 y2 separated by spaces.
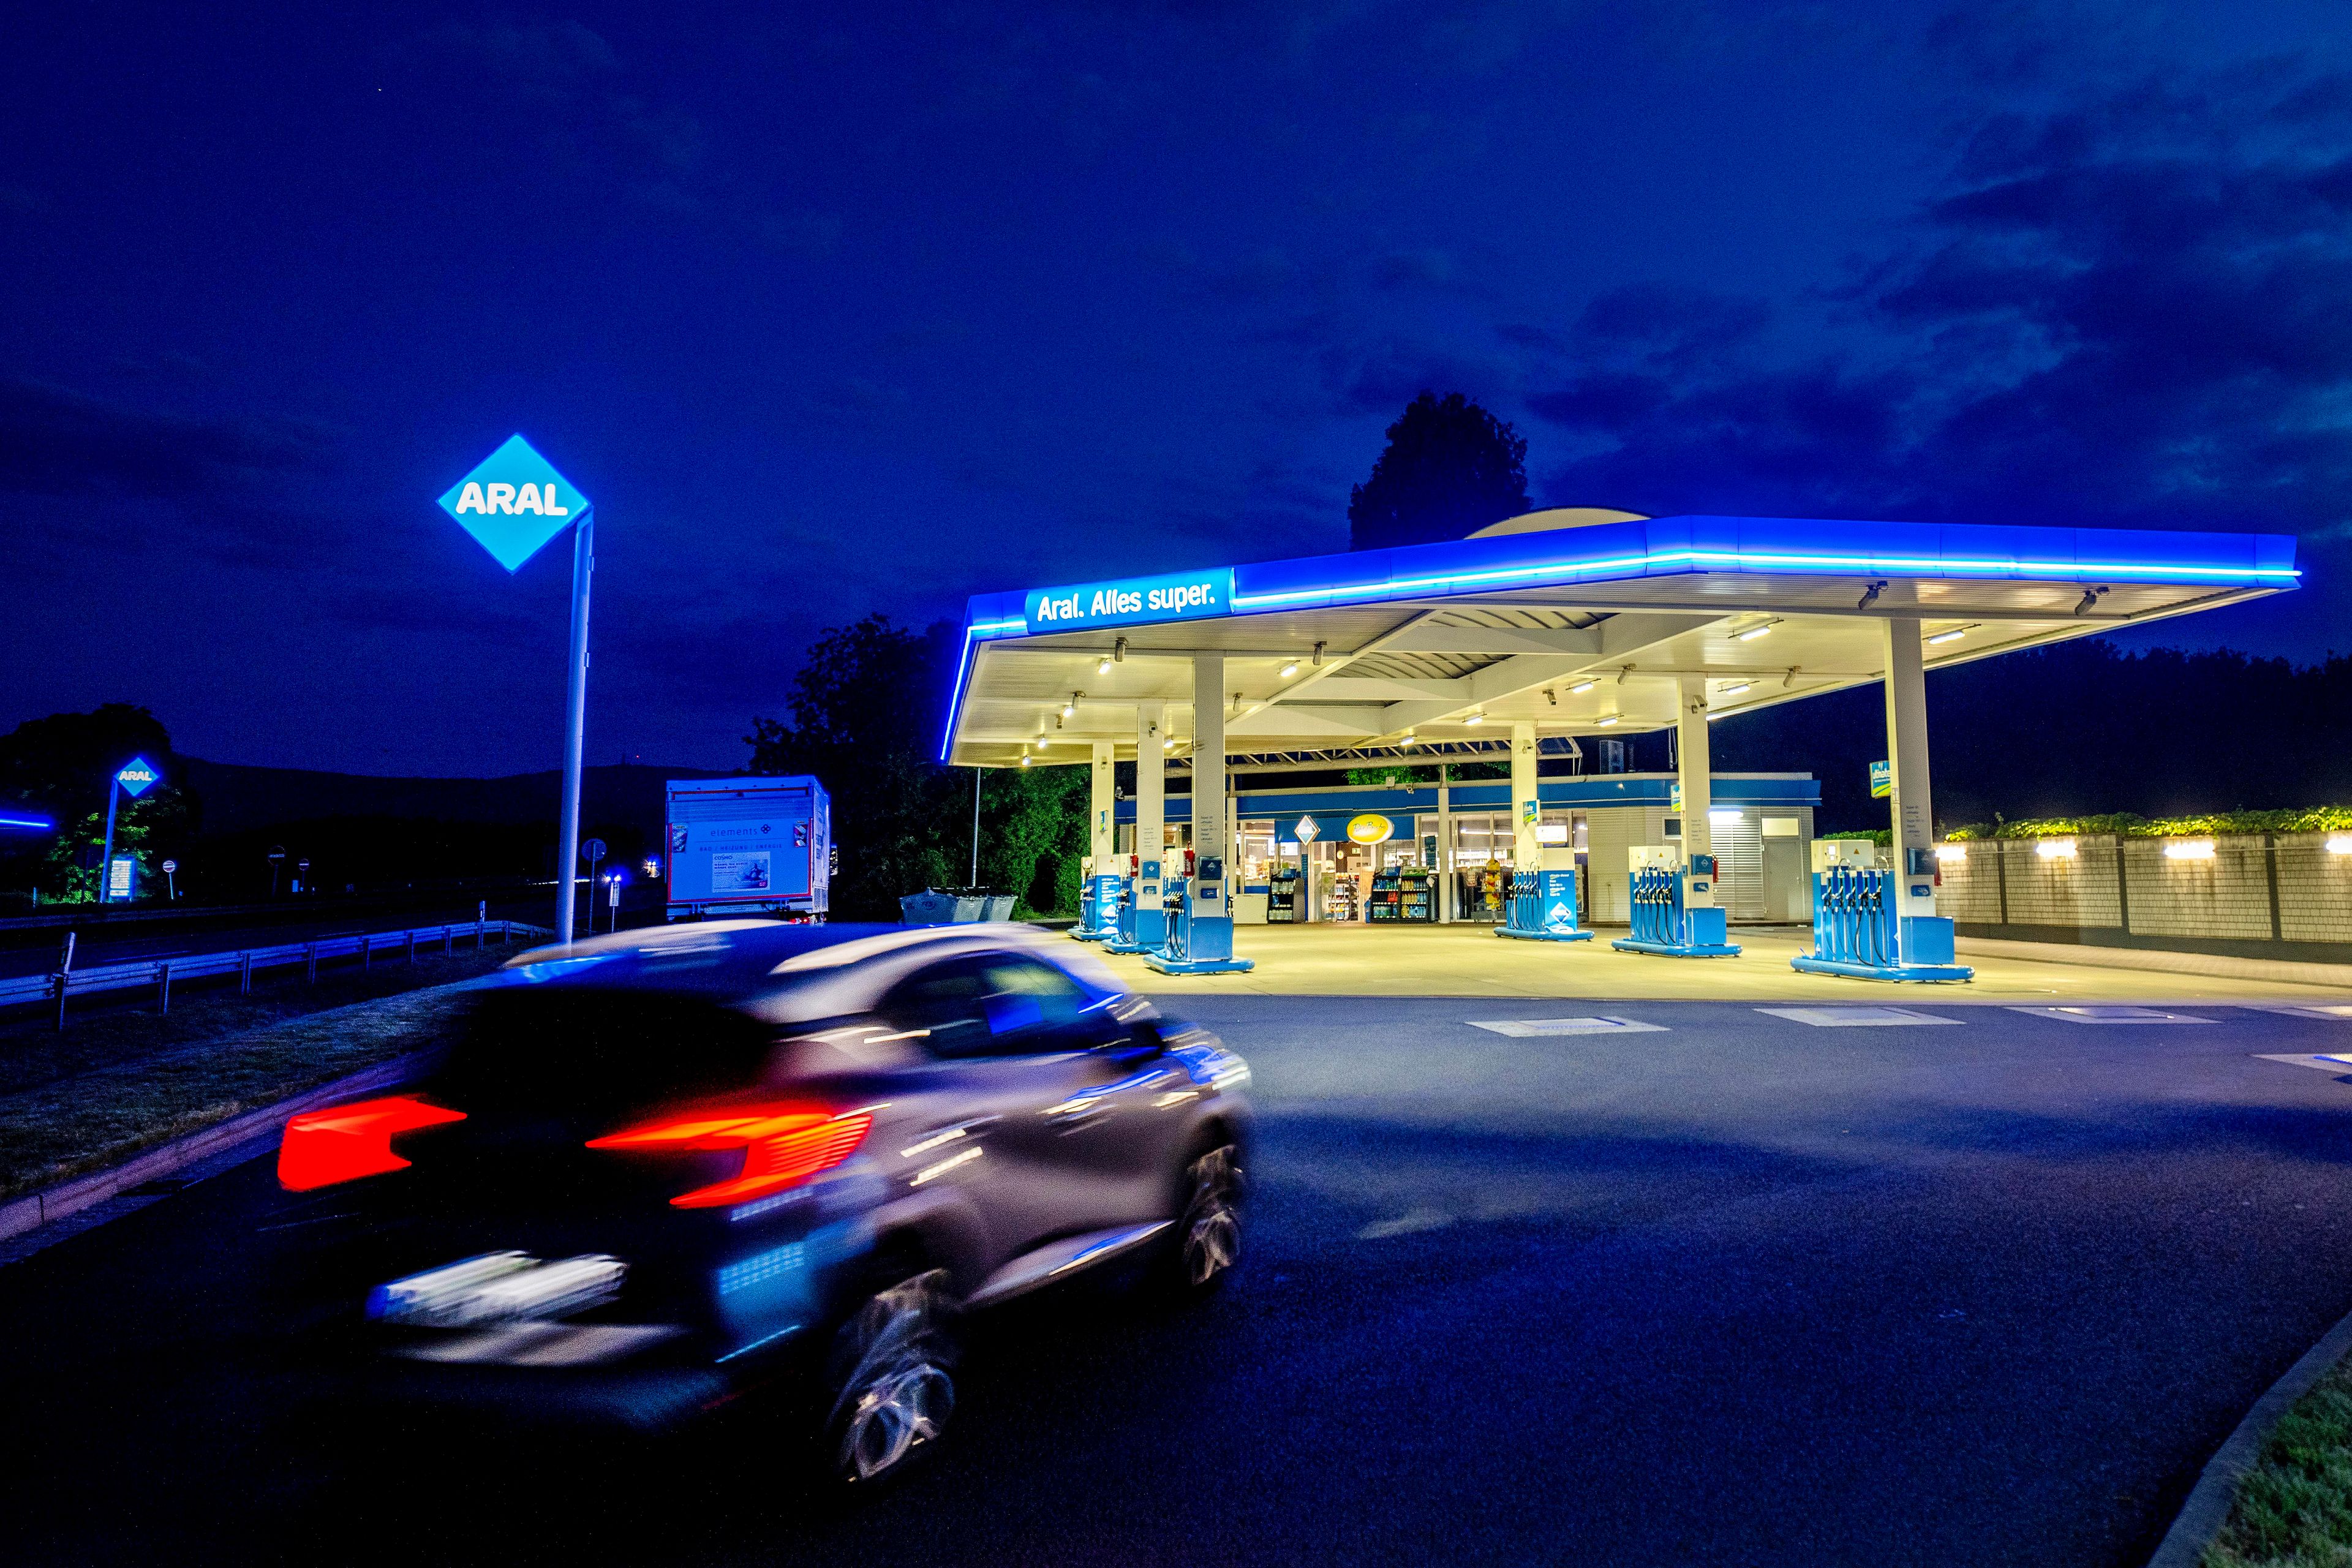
588 1107 872 1208
276 1097 467 1191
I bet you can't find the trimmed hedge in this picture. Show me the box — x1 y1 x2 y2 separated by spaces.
1942 807 2352 842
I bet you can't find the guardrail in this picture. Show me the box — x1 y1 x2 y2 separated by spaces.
0 918 554 1018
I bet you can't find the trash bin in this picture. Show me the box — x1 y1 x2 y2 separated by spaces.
899 891 959 924
900 889 1019 924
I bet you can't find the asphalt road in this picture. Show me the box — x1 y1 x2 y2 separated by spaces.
9 995 2352 1565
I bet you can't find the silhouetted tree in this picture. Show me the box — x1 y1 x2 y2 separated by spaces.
1348 391 1531 551
747 615 1085 920
0 703 195 901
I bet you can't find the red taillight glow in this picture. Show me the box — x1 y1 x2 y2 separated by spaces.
277 1096 467 1191
586 1105 872 1208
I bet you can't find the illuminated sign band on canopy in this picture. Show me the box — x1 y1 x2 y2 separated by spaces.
1023 569 1234 633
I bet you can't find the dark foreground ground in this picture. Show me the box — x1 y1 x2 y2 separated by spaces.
7 995 2352 1566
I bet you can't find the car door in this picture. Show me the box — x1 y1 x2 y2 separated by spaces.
880 952 1174 1257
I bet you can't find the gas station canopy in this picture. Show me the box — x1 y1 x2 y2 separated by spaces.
941 510 2297 767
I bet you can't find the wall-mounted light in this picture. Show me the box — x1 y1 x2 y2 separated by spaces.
1311 641 1325 667
1463 712 1485 725
1063 693 1079 718
1597 716 1621 728
2075 586 2110 616
1279 660 1299 678
1569 679 1596 695
1020 755 1032 767
1098 655 1114 675
1733 620 1777 643
1926 625 1976 646
1545 688 1557 705
1936 843 1967 864
1720 681 1752 696
1401 731 1417 747
2163 838 2216 861
2327 835 2352 856
1114 637 1128 663
1163 737 1176 751
1856 580 1887 611
2035 837 2077 860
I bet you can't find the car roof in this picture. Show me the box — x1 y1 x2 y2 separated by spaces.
491 919 1126 1025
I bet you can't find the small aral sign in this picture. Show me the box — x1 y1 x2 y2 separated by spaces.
1346 813 1393 845
1294 815 1321 843
116 756 160 798
439 434 593 572
1870 760 1892 799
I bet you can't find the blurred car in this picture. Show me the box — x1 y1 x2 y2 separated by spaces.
264 920 1252 1485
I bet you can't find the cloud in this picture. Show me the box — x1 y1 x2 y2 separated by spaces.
1525 61 2352 541
0 378 333 502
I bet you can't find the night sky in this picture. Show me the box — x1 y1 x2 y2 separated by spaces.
5 2 2348 777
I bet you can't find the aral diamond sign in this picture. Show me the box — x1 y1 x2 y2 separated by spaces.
438 434 594 572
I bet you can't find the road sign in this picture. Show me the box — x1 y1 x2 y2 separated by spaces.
268 845 285 860
161 859 177 873
581 838 607 863
1870 760 1892 799
439 435 593 573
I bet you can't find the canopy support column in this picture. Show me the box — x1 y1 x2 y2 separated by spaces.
1676 675 1715 911
1145 658 1253 972
1883 616 1937 919
1071 739 1120 940
1132 701 1167 952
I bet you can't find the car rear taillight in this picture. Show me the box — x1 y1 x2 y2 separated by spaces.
586 1105 872 1208
277 1096 468 1191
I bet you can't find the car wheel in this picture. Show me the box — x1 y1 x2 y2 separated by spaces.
823 1265 958 1487
1163 1143 1243 1297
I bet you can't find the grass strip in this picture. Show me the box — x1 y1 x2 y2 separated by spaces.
0 968 496 1200
2204 1357 2352 1567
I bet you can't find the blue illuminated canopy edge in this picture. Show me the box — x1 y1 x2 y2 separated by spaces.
937 514 2299 760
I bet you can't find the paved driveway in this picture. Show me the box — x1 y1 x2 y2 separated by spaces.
7 996 2352 1564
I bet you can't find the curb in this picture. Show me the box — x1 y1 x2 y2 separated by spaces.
2147 1301 2352 1567
1957 936 2352 991
0 1052 429 1248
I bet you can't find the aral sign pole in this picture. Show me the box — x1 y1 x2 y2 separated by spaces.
439 435 595 946
97 756 159 904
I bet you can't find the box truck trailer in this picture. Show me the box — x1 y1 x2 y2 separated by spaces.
663 775 831 921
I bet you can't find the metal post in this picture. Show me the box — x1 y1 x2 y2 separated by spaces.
970 767 982 887
477 900 486 949
555 510 595 946
306 941 318 983
360 935 371 973
240 951 253 993
97 776 119 904
54 930 74 1032
157 962 170 1015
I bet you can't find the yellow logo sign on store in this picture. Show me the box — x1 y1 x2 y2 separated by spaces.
1346 813 1393 844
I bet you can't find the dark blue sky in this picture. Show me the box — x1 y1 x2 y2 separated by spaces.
4 1 2348 775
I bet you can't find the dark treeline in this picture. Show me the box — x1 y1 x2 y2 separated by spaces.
1711 640 2352 834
